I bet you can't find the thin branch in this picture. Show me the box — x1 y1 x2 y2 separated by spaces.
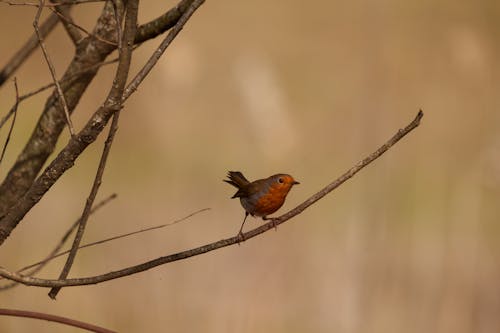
0 0 124 224
0 207 209 291
0 79 20 169
111 0 123 50
0 0 187 87
0 308 116 333
0 0 196 220
0 0 104 6
33 0 75 137
0 194 117 291
48 0 138 299
49 6 117 45
0 111 424 288
0 12 59 87
51 3 82 44
0 57 122 132
47 114 119 299
68 208 210 253
50 0 103 5
32 194 117 273
0 0 203 245
134 0 193 44
124 0 206 100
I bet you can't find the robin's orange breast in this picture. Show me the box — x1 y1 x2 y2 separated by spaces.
251 184 290 216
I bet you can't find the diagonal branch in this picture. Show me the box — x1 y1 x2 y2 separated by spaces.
51 2 82 44
0 205 206 291
0 308 115 333
47 0 138 299
0 0 189 130
0 0 205 246
124 0 205 100
49 5 117 45
134 0 194 44
33 0 75 137
0 12 59 87
0 0 198 229
0 0 104 6
0 0 122 225
0 57 119 131
0 111 424 288
47 117 120 297
0 79 20 169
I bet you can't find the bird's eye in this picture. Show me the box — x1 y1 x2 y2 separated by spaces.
278 177 284 184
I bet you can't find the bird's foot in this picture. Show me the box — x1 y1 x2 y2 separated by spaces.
236 231 245 244
263 216 278 231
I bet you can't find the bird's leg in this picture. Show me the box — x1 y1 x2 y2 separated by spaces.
237 212 249 241
262 216 277 231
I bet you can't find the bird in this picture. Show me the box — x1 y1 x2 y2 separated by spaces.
224 171 299 236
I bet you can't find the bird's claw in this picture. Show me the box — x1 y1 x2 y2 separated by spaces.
236 231 245 244
271 219 278 231
264 216 278 231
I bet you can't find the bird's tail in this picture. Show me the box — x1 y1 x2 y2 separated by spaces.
223 171 249 189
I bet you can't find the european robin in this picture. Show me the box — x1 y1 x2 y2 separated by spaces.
224 171 300 235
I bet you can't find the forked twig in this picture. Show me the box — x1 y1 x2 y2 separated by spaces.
0 111 424 288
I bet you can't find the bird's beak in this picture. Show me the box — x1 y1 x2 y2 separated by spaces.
293 180 300 185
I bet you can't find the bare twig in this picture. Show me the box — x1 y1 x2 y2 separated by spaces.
111 0 123 50
0 308 116 333
0 57 123 132
0 0 103 6
134 0 194 44
0 0 197 221
49 6 117 45
2 207 209 286
124 0 206 100
70 208 210 252
47 115 120 299
0 0 188 87
0 1 124 223
51 3 82 44
32 194 117 272
0 0 203 245
0 12 59 87
33 0 75 137
0 194 117 291
0 79 19 168
47 0 138 299
0 0 196 134
0 111 424 288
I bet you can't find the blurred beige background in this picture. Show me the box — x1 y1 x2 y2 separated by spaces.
0 0 499 332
